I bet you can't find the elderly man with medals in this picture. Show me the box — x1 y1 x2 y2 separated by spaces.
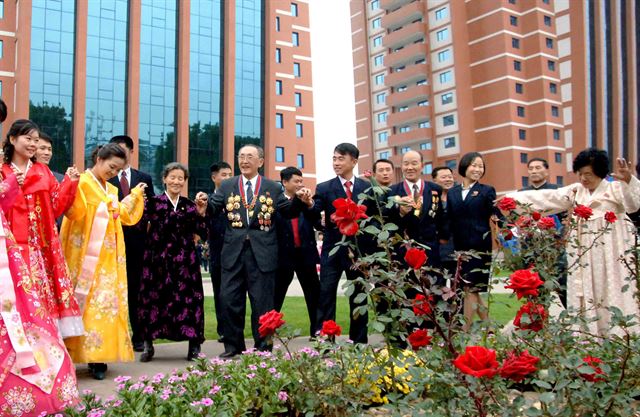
195 144 313 358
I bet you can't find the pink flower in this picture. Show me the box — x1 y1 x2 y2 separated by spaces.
278 391 289 402
201 398 214 406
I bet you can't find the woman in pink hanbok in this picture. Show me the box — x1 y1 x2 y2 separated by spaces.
0 105 78 416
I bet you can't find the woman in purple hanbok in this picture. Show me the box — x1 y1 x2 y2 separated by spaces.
137 163 208 362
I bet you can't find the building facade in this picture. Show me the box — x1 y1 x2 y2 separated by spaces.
0 0 316 195
351 0 639 193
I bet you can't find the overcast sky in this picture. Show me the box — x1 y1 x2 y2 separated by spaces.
309 0 357 182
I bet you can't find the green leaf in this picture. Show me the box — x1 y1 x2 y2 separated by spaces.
532 379 552 389
539 392 555 404
353 292 368 304
363 225 381 234
372 321 385 332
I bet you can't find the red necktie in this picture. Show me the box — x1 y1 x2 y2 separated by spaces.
291 218 302 247
120 171 130 197
344 180 353 200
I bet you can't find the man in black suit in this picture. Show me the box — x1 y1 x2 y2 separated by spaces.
274 167 320 336
196 145 313 357
208 161 233 342
108 135 154 352
35 131 65 183
309 143 374 344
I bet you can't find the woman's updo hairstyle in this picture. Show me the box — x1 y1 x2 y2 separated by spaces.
3 119 40 164
162 162 189 180
90 143 127 166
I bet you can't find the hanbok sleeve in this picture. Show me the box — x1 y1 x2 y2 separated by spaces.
611 176 640 214
193 206 208 241
119 187 145 226
506 184 579 216
50 170 79 218
64 184 88 221
0 173 19 212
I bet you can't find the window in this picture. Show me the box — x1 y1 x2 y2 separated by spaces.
275 80 283 95
522 177 529 187
436 28 449 42
420 142 432 150
518 129 526 140
295 92 302 107
418 100 429 107
551 106 559 117
291 3 298 16
372 17 382 29
509 0 516 3
439 71 452 84
374 55 384 66
395 65 405 72
556 176 563 186
418 120 431 128
514 60 522 71
435 7 448 20
555 152 562 163
443 115 455 126
276 147 285 162
275 48 281 63
0 1 4 19
276 16 280 32
444 137 456 148
546 38 554 48
401 146 411 154
397 85 407 92
297 154 304 169
549 83 557 94
510 16 518 26
379 151 390 159
371 0 380 10
292 32 300 46
437 49 450 62
415 58 426 65
547 60 556 71
416 79 427 86
276 113 284 129
441 92 453 105
512 38 520 48
399 126 411 133
296 123 303 138
293 62 301 77
376 92 386 104
543 0 550 3
423 163 433 175
553 129 560 140
375 74 384 85
445 159 457 170
378 132 388 143
398 105 409 112
377 112 387 123
373 36 383 47
517 106 525 117
544 15 552 26
0 40 3 59
520 153 528 163
515 83 523 94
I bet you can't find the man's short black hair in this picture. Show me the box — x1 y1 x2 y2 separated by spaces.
39 131 53 145
110 135 134 151
572 148 609 179
0 99 6 123
334 143 359 159
458 152 486 178
432 166 452 179
210 161 232 174
280 166 303 182
373 158 393 172
527 157 549 169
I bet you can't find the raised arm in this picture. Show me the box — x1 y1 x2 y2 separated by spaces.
506 184 577 216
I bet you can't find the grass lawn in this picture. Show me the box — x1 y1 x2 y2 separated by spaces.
199 293 522 340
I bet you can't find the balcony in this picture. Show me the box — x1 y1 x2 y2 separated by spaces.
380 0 412 11
387 84 430 107
383 21 427 50
388 127 432 147
385 41 427 68
385 62 428 88
387 105 430 127
381 1 424 31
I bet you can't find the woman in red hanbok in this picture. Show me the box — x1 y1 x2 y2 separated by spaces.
0 158 79 416
1 119 83 338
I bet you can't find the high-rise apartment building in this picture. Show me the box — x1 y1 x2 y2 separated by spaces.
351 0 639 192
0 0 316 195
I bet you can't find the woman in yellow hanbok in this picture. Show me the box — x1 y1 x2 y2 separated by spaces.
60 143 147 380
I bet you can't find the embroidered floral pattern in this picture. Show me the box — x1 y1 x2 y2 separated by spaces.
56 373 79 404
2 386 36 416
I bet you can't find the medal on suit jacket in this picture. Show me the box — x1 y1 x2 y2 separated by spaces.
257 193 274 231
226 194 243 228
403 181 424 217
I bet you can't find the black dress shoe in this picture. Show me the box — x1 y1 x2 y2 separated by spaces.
140 342 155 363
217 336 226 343
219 350 239 359
132 341 145 352
90 363 107 380
187 341 201 361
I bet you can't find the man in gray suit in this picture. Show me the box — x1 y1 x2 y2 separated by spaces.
196 144 313 358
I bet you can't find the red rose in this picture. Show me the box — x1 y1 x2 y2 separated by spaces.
497 197 517 212
513 301 547 332
258 310 285 338
453 346 500 378
515 215 533 229
537 217 556 230
407 329 432 350
604 211 617 223
499 350 539 382
579 356 606 382
320 320 342 337
531 211 541 221
330 198 368 236
363 170 373 179
412 294 433 316
505 269 544 299
502 229 514 241
573 204 593 220
405 247 427 269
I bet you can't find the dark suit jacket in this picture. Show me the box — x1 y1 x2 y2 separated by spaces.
207 191 226 267
208 175 305 273
275 208 320 269
520 182 558 191
308 177 375 268
108 168 155 238
446 182 497 252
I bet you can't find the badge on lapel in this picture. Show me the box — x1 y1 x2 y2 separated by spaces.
226 194 243 228
258 193 275 231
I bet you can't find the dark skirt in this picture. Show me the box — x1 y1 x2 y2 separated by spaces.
458 252 492 293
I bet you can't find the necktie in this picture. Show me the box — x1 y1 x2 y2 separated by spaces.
412 184 419 203
120 171 130 197
245 180 253 223
291 218 302 247
344 180 353 200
